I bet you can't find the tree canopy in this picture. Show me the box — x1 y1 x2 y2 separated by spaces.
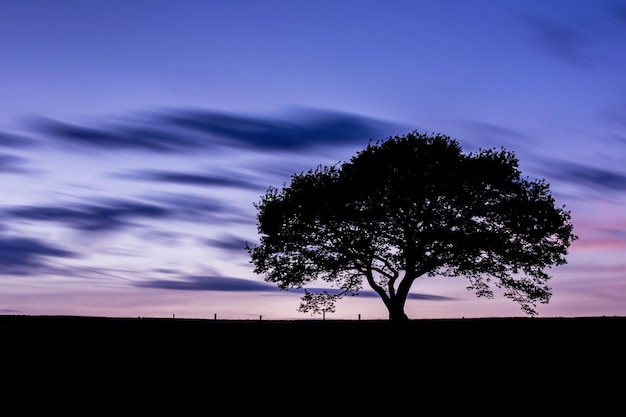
246 131 577 321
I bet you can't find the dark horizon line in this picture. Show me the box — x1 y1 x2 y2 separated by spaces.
1 313 624 322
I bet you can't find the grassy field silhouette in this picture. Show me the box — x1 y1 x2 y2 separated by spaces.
2 314 623 348
2 314 623 393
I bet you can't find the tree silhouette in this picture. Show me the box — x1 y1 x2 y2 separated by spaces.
247 131 577 321
297 290 338 320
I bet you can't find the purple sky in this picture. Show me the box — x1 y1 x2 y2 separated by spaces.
0 0 625 320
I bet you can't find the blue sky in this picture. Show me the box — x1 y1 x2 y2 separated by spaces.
0 0 625 320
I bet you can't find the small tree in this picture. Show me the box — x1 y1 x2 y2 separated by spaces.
297 290 338 320
247 131 577 321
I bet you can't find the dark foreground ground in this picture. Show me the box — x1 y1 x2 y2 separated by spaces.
1 315 624 406
2 314 624 354
2 313 624 339
3 313 624 339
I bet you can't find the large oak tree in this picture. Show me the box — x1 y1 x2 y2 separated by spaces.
247 131 577 321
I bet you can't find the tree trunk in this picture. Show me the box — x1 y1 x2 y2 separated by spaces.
387 297 409 321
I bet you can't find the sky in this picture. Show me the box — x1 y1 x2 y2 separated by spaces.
0 0 625 320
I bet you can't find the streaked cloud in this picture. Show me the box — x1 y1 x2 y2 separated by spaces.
542 160 626 193
4 193 253 234
116 169 266 191
136 274 454 301
148 193 253 224
24 107 400 155
0 132 38 148
27 115 205 153
137 275 277 291
0 236 77 275
201 234 248 253
6 199 171 232
0 153 31 174
160 107 399 151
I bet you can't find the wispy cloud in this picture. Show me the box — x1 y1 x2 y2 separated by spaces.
0 236 77 275
137 275 277 291
542 160 626 193
24 107 399 155
27 115 205 153
0 132 38 148
115 169 267 191
160 107 399 151
201 234 248 253
6 199 171 232
4 193 253 234
148 193 253 224
0 153 31 174
136 274 454 301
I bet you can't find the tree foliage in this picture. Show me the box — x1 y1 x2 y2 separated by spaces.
246 131 577 321
297 290 339 320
